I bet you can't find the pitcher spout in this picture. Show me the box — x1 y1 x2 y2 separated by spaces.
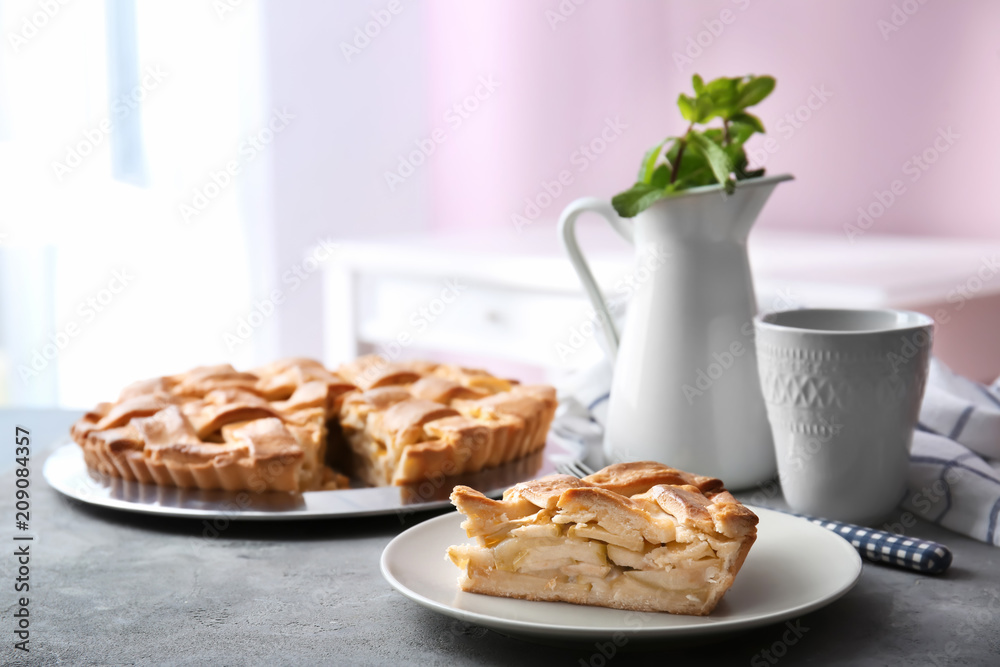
633 174 793 245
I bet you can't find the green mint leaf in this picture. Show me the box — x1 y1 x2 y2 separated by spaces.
735 76 775 110
731 111 765 133
611 183 669 218
686 131 733 189
726 143 747 166
650 163 671 188
694 95 716 123
682 91 717 124
692 74 705 95
706 76 740 96
677 93 697 121
673 151 712 186
727 144 765 180
665 140 711 187
705 76 740 116
637 139 668 183
726 118 759 144
704 128 725 144
729 148 751 180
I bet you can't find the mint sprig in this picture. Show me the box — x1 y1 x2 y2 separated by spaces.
612 74 775 218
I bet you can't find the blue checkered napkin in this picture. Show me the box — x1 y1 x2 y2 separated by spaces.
797 516 952 574
903 360 1000 547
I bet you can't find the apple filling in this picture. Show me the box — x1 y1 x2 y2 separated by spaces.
447 462 758 615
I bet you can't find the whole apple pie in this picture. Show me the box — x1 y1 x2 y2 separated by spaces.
70 356 556 493
447 461 757 615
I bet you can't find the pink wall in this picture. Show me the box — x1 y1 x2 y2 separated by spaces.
425 0 1000 238
259 0 997 358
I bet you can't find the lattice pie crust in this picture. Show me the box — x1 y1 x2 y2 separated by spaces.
71 356 556 493
447 462 758 615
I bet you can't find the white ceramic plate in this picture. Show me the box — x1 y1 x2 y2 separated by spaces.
42 441 556 520
380 507 863 642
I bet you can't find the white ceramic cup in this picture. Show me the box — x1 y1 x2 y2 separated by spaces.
754 309 934 524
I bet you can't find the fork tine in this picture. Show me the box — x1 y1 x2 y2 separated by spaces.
555 463 576 477
556 460 596 479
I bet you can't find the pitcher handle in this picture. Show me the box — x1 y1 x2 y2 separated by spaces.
557 197 633 361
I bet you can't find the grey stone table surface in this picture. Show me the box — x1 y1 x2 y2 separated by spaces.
1 408 998 666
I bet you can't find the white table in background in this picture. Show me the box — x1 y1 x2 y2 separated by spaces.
322 226 1000 382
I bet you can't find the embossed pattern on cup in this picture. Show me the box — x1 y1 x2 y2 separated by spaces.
754 309 933 524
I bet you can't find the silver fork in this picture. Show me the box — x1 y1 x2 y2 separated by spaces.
554 460 951 574
556 460 596 478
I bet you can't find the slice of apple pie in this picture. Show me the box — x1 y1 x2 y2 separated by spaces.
447 461 757 615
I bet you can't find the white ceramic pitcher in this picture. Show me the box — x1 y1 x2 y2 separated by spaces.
558 174 792 489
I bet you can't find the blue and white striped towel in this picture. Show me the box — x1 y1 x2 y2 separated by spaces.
551 358 1000 547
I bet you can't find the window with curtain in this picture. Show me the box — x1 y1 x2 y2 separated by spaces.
0 0 270 407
